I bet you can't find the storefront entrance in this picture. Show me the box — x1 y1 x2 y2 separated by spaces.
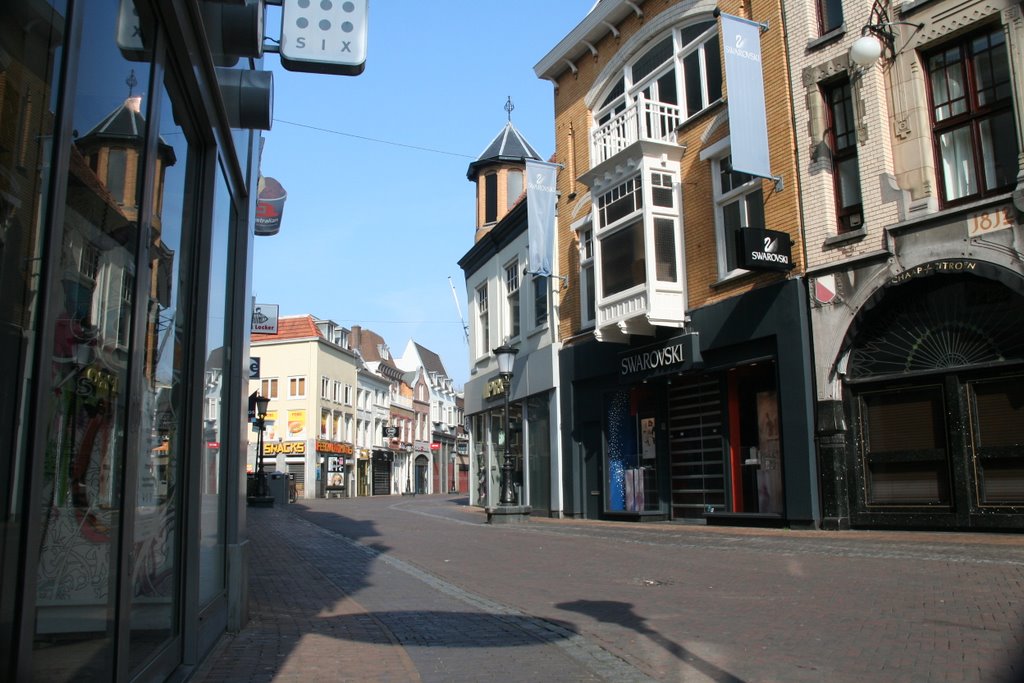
843 274 1024 529
372 452 393 496
415 455 428 494
668 363 782 521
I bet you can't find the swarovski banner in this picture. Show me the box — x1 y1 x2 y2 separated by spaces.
720 12 771 180
526 159 558 277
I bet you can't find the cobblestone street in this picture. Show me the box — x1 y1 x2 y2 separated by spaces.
194 495 1024 682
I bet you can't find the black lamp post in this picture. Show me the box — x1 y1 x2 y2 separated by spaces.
493 343 519 506
253 394 271 498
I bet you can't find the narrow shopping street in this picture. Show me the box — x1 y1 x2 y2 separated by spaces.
194 495 1024 683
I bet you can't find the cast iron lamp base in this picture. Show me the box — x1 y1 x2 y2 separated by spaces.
486 504 531 524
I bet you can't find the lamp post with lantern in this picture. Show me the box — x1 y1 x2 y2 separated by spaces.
492 343 521 509
248 394 273 506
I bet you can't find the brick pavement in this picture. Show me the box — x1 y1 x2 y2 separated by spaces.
193 496 1024 683
191 503 655 683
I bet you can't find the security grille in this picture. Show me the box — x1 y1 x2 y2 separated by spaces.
668 377 725 518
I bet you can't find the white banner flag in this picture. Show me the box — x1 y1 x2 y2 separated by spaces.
720 12 772 180
526 159 558 277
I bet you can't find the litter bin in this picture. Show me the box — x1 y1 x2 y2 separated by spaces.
268 472 288 505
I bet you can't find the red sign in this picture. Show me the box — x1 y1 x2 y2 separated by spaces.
430 442 441 451
207 442 220 449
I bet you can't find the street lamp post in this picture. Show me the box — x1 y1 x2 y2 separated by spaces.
249 394 272 506
493 343 519 506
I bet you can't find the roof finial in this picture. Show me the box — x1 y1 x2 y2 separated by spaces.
505 96 514 122
126 69 137 98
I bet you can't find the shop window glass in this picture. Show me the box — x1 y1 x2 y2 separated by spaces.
0 0 66 670
125 71 196 672
526 393 552 514
198 164 233 605
604 391 659 513
600 221 645 296
969 377 1024 505
860 387 951 506
33 2 153 678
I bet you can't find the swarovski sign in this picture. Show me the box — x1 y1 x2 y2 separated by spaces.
736 228 794 272
619 333 702 383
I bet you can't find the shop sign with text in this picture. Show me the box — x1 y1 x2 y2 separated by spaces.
735 228 793 272
316 440 353 455
619 333 702 383
264 441 306 456
890 260 978 285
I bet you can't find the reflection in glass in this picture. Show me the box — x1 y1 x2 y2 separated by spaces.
33 3 151 679
199 167 232 605
127 74 191 672
0 0 66 667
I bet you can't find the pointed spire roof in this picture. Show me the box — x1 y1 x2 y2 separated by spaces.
466 121 541 179
80 96 146 142
76 94 177 166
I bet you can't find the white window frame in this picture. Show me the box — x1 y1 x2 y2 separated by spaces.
574 217 596 328
344 384 353 406
261 378 279 399
701 137 764 280
504 259 521 340
593 174 646 301
593 21 722 132
532 274 549 331
288 375 306 399
321 375 330 399
476 283 490 358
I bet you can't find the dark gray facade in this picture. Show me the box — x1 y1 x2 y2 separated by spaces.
0 0 263 679
559 279 819 528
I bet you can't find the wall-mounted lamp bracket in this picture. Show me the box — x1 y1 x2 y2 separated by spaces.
851 0 924 66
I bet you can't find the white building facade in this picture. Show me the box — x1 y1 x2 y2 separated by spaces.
250 316 359 499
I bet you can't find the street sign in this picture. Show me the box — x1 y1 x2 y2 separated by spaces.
279 0 368 75
382 425 399 438
430 442 440 451
247 391 259 422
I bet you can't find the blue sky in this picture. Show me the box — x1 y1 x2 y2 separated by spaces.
257 2 596 387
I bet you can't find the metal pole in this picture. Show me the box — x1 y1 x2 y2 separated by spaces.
256 416 266 497
499 375 516 505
